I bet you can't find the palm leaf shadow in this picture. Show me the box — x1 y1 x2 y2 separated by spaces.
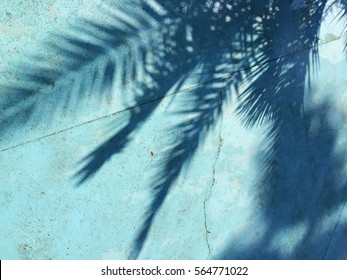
74 0 336 258
218 0 347 259
0 0 163 138
75 0 272 258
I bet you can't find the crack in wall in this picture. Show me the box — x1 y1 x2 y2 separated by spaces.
1 35 342 154
203 91 224 258
323 198 347 259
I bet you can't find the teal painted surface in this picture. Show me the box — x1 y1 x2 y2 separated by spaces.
1 0 347 259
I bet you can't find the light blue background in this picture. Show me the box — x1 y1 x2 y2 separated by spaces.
1 0 347 259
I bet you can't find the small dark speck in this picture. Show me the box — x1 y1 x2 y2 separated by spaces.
150 151 154 156
6 12 12 17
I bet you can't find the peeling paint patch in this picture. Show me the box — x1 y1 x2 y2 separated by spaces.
319 39 346 63
325 33 340 43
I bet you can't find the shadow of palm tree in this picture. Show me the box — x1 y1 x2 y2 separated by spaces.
1 0 347 259
217 0 347 259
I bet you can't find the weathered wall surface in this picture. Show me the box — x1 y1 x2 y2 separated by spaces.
1 0 347 259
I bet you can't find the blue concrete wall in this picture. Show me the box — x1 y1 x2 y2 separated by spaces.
1 0 347 259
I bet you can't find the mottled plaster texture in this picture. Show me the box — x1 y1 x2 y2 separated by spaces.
1 0 347 259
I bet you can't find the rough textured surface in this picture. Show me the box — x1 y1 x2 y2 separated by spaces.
1 0 347 259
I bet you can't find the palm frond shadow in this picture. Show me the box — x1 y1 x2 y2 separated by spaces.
218 0 347 259
1 0 347 259
218 95 347 259
0 1 162 137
